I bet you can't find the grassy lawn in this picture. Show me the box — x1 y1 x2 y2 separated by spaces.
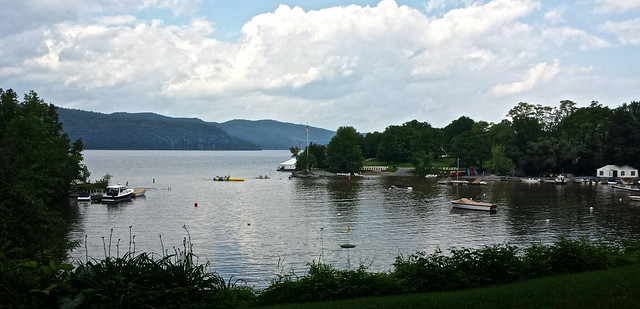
259 263 640 308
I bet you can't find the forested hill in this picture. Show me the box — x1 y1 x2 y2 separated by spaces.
215 119 335 150
57 108 335 150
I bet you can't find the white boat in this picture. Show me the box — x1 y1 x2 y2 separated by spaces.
630 196 640 201
544 175 566 184
521 178 541 184
390 184 413 191
101 183 134 203
612 185 640 193
77 192 91 201
451 198 497 212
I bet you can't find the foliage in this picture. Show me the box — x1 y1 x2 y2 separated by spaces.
3 238 639 308
393 238 636 295
295 143 327 171
376 120 441 164
326 127 364 172
257 262 401 305
0 89 83 260
491 144 513 175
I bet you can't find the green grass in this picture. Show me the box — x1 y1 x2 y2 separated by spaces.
259 263 640 308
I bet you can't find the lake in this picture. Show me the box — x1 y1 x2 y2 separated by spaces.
68 150 640 288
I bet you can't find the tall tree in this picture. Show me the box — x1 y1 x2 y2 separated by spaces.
0 89 84 260
326 126 364 173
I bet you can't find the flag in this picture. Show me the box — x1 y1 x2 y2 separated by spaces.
305 125 309 135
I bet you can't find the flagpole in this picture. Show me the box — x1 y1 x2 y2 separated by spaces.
306 123 309 173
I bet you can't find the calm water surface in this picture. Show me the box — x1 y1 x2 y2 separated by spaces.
68 150 640 288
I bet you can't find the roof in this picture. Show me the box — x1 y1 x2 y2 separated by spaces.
279 158 297 165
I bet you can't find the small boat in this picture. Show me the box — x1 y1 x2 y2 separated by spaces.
521 178 541 184
77 192 91 201
389 184 413 190
544 175 566 184
612 185 640 192
213 176 245 181
451 198 497 212
101 184 134 203
469 179 488 185
606 178 618 185
630 196 640 201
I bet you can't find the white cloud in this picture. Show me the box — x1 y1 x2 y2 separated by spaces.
541 26 611 50
0 0 637 132
602 18 640 45
593 0 640 13
492 60 561 95
544 7 565 24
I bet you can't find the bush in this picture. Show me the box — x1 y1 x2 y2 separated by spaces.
257 262 401 305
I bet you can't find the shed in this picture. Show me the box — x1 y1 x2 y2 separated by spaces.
596 165 638 178
277 158 297 171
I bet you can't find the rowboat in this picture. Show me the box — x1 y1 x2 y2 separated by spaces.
451 198 497 212
213 177 245 181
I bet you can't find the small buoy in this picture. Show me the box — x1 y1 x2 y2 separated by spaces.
589 207 593 211
247 222 251 226
545 219 550 222
194 202 198 207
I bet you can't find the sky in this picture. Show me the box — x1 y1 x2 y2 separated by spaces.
1 0 638 133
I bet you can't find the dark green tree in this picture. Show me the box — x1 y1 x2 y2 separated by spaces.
326 126 364 173
491 144 514 175
0 89 84 260
603 101 640 168
362 131 382 159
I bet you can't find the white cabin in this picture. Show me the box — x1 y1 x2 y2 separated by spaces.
596 165 638 178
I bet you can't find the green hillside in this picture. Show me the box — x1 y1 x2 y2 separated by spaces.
57 108 335 150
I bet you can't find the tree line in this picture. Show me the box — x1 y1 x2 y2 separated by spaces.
295 100 640 176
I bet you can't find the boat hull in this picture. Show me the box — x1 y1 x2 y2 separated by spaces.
451 198 497 212
213 177 245 181
612 185 640 192
101 193 132 203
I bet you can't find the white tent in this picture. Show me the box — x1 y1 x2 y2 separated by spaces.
596 165 638 178
277 158 297 171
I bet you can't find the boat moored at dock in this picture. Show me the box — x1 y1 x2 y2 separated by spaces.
101 184 134 203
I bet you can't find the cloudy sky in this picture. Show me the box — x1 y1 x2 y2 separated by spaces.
1 0 638 132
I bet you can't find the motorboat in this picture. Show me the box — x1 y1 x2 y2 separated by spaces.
451 198 497 212
77 192 91 202
630 196 640 201
101 184 134 203
612 185 640 193
544 175 566 184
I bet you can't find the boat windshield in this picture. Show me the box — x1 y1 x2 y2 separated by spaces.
106 187 121 195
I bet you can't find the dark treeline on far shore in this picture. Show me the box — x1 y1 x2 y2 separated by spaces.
297 100 640 177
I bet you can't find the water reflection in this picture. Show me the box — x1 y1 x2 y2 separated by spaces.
69 151 640 288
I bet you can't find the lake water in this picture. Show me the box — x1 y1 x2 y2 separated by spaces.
68 150 640 288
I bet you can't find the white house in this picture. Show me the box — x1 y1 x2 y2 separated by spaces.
277 158 297 171
596 165 638 178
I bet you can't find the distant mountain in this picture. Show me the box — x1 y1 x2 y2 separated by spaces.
215 119 335 150
56 108 335 150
